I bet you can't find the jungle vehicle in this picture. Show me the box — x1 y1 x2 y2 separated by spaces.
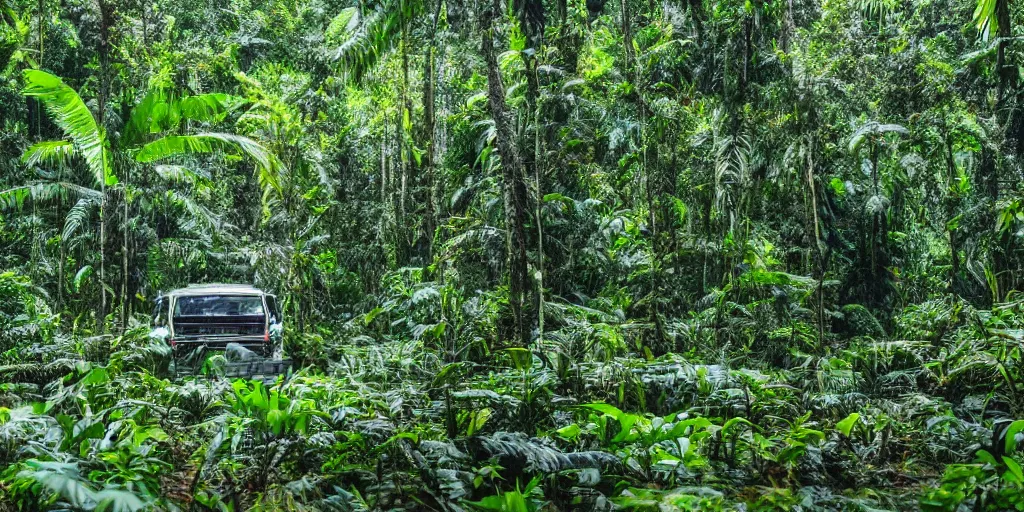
150 284 289 378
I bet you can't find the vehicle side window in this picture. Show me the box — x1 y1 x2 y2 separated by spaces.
152 298 168 326
266 295 282 323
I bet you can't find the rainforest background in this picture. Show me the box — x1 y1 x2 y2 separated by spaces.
1 0 1024 509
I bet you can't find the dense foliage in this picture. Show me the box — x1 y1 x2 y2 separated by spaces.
1 0 1024 509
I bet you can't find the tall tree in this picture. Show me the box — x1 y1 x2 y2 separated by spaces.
482 0 532 346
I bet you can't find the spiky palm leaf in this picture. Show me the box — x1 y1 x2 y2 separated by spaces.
973 0 1003 41
847 121 908 157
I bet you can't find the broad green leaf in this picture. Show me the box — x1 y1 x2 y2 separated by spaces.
554 424 582 441
73 265 93 292
836 413 861 437
504 347 532 371
135 132 282 195
1002 456 1023 484
268 409 286 435
1005 419 1024 454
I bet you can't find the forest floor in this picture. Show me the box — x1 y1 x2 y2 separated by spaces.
1 278 1023 511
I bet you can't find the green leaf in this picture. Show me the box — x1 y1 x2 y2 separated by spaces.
504 348 532 371
721 417 754 435
1002 456 1024 484
364 306 385 325
974 0 998 40
554 423 582 441
267 409 286 436
976 448 998 465
22 140 75 168
836 412 861 437
73 265 93 293
467 408 492 436
582 402 625 420
1005 419 1024 454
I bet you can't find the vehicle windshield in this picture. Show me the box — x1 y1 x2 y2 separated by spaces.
173 295 265 317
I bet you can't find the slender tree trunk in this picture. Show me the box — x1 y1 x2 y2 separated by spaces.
423 0 442 264
37 0 44 66
533 46 545 345
401 8 415 263
121 174 129 333
996 0 1012 103
97 0 114 333
740 17 751 104
57 209 64 311
781 0 794 56
517 0 545 337
620 0 634 75
944 136 960 290
806 137 825 342
483 3 532 346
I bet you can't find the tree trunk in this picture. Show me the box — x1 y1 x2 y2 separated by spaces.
483 3 532 346
620 0 634 75
399 18 411 265
781 0 794 55
37 0 44 66
423 0 443 264
996 0 1012 103
121 173 129 333
517 0 544 112
517 0 545 335
97 0 114 333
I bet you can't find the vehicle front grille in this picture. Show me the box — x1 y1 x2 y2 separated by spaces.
173 315 265 336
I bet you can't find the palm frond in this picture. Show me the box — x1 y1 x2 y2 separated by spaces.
124 90 237 146
154 164 211 184
328 2 421 83
135 132 283 195
62 198 98 240
166 190 224 232
973 0 999 41
0 182 101 211
22 70 115 187
848 121 908 156
22 140 75 169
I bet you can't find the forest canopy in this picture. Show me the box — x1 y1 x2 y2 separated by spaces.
1 0 1024 509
